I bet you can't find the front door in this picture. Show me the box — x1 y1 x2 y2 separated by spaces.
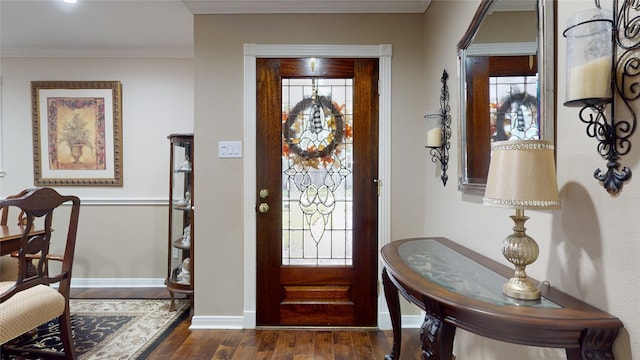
256 58 379 326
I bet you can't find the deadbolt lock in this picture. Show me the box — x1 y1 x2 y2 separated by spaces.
259 189 269 199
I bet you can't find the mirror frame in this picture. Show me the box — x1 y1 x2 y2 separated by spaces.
457 0 556 194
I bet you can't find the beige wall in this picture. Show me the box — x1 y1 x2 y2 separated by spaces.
475 11 538 44
423 0 637 358
0 57 194 281
192 13 426 315
193 2 637 357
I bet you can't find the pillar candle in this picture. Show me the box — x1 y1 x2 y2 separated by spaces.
568 56 612 101
427 127 442 147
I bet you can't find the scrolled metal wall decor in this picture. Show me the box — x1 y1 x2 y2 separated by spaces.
563 0 640 194
426 69 451 186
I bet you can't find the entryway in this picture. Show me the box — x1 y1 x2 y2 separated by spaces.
242 44 392 329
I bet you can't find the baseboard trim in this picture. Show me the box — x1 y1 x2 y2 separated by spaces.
400 314 424 329
378 311 423 330
71 278 165 288
243 310 256 328
190 316 244 330
190 312 423 330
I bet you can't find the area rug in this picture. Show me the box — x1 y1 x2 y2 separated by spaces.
1 298 189 359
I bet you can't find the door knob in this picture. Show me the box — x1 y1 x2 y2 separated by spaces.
258 203 270 213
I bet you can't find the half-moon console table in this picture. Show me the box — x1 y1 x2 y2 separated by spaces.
380 237 623 360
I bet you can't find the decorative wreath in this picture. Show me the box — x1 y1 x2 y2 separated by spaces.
494 91 538 141
283 95 344 159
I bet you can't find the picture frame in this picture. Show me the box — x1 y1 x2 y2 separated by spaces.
31 80 123 186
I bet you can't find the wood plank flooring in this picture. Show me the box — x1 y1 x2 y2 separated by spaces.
70 288 425 360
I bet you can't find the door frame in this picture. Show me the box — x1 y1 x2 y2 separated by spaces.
242 44 392 329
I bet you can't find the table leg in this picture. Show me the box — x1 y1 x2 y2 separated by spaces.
420 297 456 360
168 290 176 312
566 328 619 360
382 268 401 360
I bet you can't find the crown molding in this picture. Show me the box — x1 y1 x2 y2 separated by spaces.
0 46 194 59
184 0 430 14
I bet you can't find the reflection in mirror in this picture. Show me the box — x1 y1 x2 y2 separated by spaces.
457 0 555 194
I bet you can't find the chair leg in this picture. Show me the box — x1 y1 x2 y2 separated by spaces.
58 310 77 360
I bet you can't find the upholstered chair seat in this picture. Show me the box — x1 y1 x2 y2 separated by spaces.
0 282 66 344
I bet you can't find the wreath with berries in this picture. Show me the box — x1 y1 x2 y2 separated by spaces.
283 95 344 159
494 91 538 141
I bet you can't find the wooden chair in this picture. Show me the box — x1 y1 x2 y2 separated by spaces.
0 188 80 359
0 189 29 226
0 190 30 283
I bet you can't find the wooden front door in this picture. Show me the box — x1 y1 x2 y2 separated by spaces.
256 58 379 326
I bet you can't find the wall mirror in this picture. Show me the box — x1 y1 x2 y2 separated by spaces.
457 0 556 194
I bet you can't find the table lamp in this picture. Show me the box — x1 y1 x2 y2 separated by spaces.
483 140 560 300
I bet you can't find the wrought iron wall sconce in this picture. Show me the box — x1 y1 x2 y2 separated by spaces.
425 69 451 186
563 0 639 194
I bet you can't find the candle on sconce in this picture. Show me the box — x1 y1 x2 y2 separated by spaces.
567 55 612 102
425 113 442 147
563 7 613 106
427 127 442 147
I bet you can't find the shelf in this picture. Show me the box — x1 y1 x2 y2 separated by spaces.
172 204 192 211
166 279 192 292
172 239 191 250
167 133 194 312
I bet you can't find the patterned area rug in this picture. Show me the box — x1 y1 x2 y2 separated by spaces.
2 298 189 359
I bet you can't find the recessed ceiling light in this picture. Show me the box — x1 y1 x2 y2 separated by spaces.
62 0 77 3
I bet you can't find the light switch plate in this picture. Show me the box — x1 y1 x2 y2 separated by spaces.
218 141 242 158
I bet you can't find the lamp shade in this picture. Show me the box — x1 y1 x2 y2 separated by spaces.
483 140 560 209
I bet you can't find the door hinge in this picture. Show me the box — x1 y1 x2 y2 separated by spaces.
377 280 380 296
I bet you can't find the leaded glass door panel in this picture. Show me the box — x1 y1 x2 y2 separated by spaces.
464 55 538 181
281 77 354 266
256 58 379 326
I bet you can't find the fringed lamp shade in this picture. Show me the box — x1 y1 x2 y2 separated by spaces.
484 140 560 210
483 139 560 300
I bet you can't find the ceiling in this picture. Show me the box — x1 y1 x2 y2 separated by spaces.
0 0 431 57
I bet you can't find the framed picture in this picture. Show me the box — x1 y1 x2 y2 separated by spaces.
31 81 123 186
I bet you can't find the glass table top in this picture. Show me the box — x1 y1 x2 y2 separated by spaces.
398 239 560 308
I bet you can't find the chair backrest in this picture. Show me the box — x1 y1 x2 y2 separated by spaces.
0 188 80 303
0 190 29 226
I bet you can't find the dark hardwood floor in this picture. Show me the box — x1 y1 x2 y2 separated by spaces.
70 288 425 359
